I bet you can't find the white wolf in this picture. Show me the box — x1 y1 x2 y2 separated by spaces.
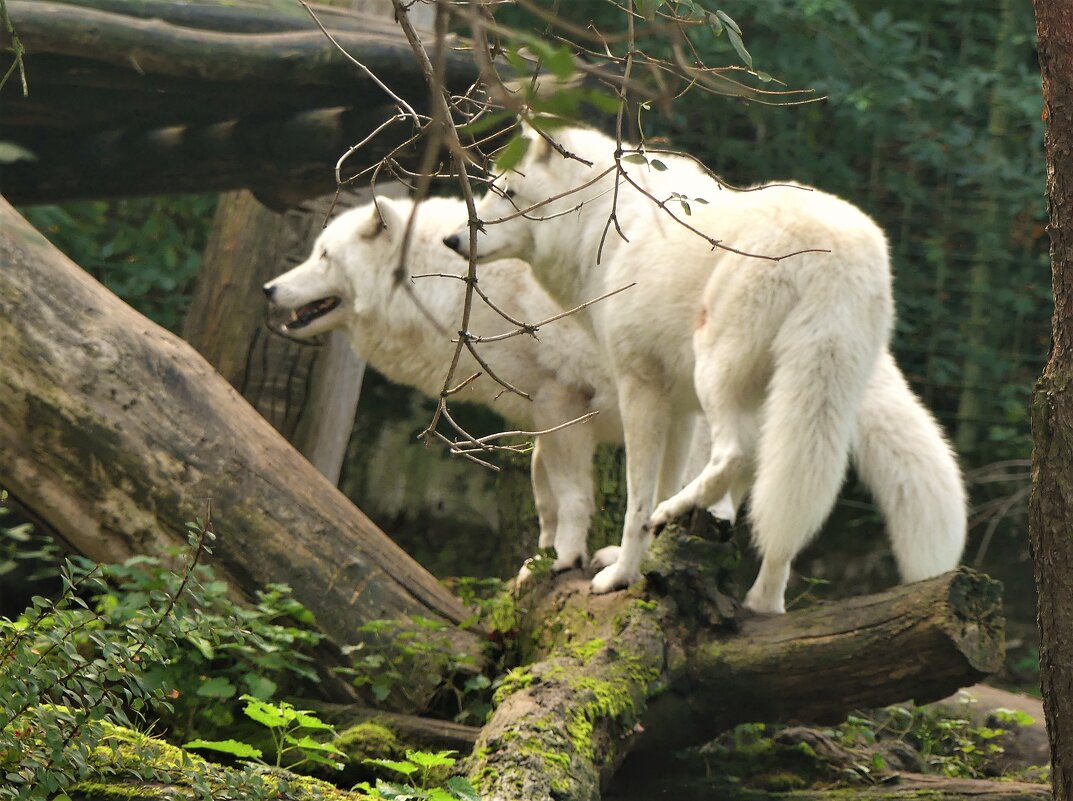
263 195 643 573
446 125 966 613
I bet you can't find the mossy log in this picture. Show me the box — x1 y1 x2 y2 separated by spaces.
0 197 484 699
467 517 1005 801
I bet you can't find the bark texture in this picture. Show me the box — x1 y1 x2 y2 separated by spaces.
1029 2 1073 800
0 197 482 690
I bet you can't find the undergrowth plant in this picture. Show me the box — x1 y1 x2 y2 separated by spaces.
185 695 346 771
360 750 480 801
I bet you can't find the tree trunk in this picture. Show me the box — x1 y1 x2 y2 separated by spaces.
467 520 1005 801
0 197 483 694
1029 2 1073 800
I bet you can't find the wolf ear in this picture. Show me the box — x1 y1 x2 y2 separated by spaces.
358 202 386 240
374 197 408 242
359 197 406 241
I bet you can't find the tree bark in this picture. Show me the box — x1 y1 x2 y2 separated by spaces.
0 197 483 693
1029 2 1073 800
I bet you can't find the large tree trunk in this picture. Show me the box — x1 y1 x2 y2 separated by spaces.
0 196 483 695
1029 2 1073 800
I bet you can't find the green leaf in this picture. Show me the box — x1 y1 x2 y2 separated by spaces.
724 23 753 69
544 45 575 80
406 749 457 769
585 90 623 114
622 153 648 165
365 758 419 777
284 734 345 754
496 134 532 173
445 776 482 801
241 696 291 728
650 159 668 171
293 710 334 731
242 672 278 700
183 739 263 759
715 9 742 35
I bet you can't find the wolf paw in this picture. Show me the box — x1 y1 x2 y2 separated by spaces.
742 586 786 615
649 495 693 533
590 562 639 594
590 545 620 571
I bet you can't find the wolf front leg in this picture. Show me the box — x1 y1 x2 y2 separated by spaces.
591 373 673 594
532 422 598 572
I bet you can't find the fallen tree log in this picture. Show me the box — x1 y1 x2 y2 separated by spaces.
466 520 1005 801
0 196 484 700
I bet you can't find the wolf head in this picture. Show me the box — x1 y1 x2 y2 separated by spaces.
443 125 613 265
263 197 414 338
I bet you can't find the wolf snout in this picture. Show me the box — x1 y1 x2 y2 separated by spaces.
262 283 277 301
442 233 461 253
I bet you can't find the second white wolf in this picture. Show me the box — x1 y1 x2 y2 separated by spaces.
263 195 636 573
447 126 966 613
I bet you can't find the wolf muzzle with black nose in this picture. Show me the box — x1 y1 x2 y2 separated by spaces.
442 234 462 253
263 283 276 300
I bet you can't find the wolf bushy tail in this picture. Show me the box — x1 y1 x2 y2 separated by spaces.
851 350 966 580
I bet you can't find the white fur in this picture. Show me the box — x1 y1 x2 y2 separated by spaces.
264 195 706 574
449 126 966 612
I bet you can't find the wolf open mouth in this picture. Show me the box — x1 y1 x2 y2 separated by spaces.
283 296 341 330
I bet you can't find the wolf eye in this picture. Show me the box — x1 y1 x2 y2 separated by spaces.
504 189 517 200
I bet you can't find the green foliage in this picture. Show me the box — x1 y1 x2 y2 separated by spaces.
21 195 217 332
185 695 346 771
0 521 356 799
68 549 323 741
0 524 210 799
358 750 481 801
836 702 1037 779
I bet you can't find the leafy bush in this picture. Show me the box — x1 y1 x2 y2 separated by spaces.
0 523 211 798
68 548 324 741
